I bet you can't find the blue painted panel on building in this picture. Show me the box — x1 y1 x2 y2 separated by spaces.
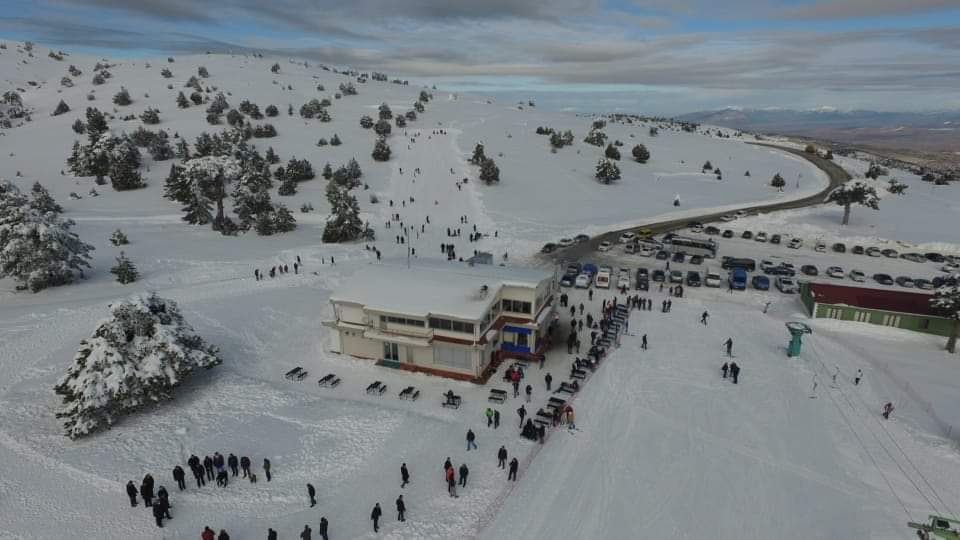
380 359 402 369
503 325 532 335
501 342 531 354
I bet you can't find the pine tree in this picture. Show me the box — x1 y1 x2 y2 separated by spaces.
271 62 280 73
480 158 500 184
605 143 621 161
140 108 160 124
827 180 880 225
149 137 174 161
0 180 94 292
254 211 275 235
330 134 342 146
54 293 221 438
931 273 960 353
374 119 391 136
265 104 279 117
770 173 786 191
272 204 296 233
113 87 132 106
595 159 621 184
72 119 86 134
702 160 713 171
322 162 333 180
322 183 365 243
110 252 139 284
470 143 486 164
378 102 393 120
360 115 374 129
198 66 210 78
346 158 363 181
584 130 607 147
30 182 63 214
278 177 297 195
110 229 129 246
265 147 279 164
372 138 391 161
53 100 70 116
85 107 108 142
631 144 650 163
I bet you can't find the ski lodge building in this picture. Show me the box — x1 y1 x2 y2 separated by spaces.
800 281 953 337
324 261 558 382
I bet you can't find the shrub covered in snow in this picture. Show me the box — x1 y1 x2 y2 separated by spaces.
931 274 960 353
52 99 70 116
480 158 500 184
265 104 278 117
323 182 371 243
112 87 132 106
583 130 607 147
53 292 221 439
372 137 391 162
140 108 160 125
604 143 621 161
595 159 621 184
110 252 138 284
110 228 129 246
374 119 391 137
631 144 650 163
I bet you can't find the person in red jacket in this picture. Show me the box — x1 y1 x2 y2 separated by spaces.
201 527 215 540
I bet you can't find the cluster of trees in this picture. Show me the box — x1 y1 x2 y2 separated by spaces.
323 159 363 189
67 107 146 190
0 180 94 292
54 293 222 439
140 108 160 125
113 87 132 106
276 157 315 196
300 98 331 121
469 143 500 184
338 82 358 96
550 130 575 149
583 129 607 147
865 163 889 179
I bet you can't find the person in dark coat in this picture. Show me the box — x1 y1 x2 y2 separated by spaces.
263 458 271 482
240 456 251 478
157 486 172 518
508 458 519 481
730 362 740 384
466 429 477 451
371 503 382 532
401 463 410 488
152 499 165 527
300 524 312 540
205 455 215 480
498 446 508 468
545 373 552 391
192 463 205 488
268 529 277 540
319 517 329 540
173 465 186 491
721 362 729 379
126 480 138 507
396 494 406 521
443 457 452 472
228 454 239 477
216 469 229 487
517 405 526 427
307 483 317 507
218 530 230 540
213 453 224 474
140 475 154 507
493 409 500 428
458 463 469 487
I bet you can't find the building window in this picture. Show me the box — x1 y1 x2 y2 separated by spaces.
383 342 399 361
382 315 425 327
516 332 528 347
434 346 473 371
502 299 532 314
430 317 474 334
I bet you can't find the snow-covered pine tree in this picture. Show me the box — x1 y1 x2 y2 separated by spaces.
372 137 391 162
395 115 406 128
346 158 362 181
827 180 880 225
53 292 221 439
931 273 960 353
278 177 297 195
480 158 500 184
110 228 129 246
181 155 242 233
470 143 486 165
0 180 94 292
360 115 374 129
374 119 391 137
322 182 366 243
30 181 64 214
140 108 160 125
110 252 138 284
330 134 342 146
272 204 296 233
283 158 315 181
413 101 425 113
595 159 621 184
583 130 606 147
53 100 70 116
108 138 145 191
378 102 393 120
770 173 786 191
322 162 333 180
604 143 621 161
631 144 650 163
702 160 713 171
149 137 175 161
112 87 132 106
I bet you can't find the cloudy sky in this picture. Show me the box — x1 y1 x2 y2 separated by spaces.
3 0 960 114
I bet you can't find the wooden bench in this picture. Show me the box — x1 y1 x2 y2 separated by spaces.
294 370 308 382
328 377 341 388
548 397 566 407
317 373 336 386
399 386 420 401
536 410 553 422
284 367 304 380
488 388 508 404
555 382 579 394
441 394 462 409
571 369 587 380
366 381 386 395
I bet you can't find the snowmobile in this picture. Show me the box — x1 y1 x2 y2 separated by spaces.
908 515 960 540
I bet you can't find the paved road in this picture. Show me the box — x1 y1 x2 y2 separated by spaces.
541 143 851 264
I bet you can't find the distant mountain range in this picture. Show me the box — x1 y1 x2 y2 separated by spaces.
675 108 960 159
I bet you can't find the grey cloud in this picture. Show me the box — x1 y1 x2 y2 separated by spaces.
778 0 960 20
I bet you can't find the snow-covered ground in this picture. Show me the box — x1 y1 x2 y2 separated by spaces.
1 43 959 539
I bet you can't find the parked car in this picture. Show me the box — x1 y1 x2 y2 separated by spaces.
574 233 590 243
752 275 770 290
788 238 803 249
655 250 669 260
942 264 959 273
801 265 819 276
914 278 934 290
637 278 649 291
636 267 649 279
926 252 946 263
689 255 704 265
624 243 638 254
720 214 736 222
617 272 631 290
770 234 781 245
729 268 748 290
598 241 612 252
826 266 844 278
722 229 734 238
637 228 654 239
741 230 753 239
865 247 882 257
852 245 865 255
767 265 796 277
574 273 590 288
849 269 866 282
672 252 685 263
895 276 915 288
619 231 636 244
566 263 582 274
882 248 899 258
814 241 827 252
582 263 598 277
596 268 611 289
776 277 798 293
705 272 722 287
901 253 926 263
755 232 768 242
541 242 557 254
872 273 893 285
704 226 720 235
639 246 657 257
721 257 757 271
652 269 666 282
558 237 574 248
688 222 704 233
832 242 846 253
669 270 684 283
736 210 750 218
560 272 577 287
686 271 702 286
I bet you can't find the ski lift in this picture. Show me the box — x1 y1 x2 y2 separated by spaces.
908 515 960 540
785 321 812 357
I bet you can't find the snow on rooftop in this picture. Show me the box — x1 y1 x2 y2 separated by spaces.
330 259 554 320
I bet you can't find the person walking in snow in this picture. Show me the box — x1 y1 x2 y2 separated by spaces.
213 453 224 476
855 369 863 386
157 486 172 518
882 402 894 419
371 503 382 533
216 469 228 488
545 372 553 391
204 455 215 481
126 480 138 507
396 495 406 522
201 527 215 540
191 463 205 488
642 334 648 350
517 405 526 427
459 463 469 487
485 407 494 427
730 362 740 384
240 456 251 478
446 466 458 497
318 517 329 540
299 524 312 540
525 384 532 403
466 429 477 451
701 311 709 325
140 475 154 507
508 458 519 481
263 458 271 482
493 409 500 428
498 446 508 469
401 463 410 488
268 528 277 540
173 465 186 491
307 483 317 507
724 338 733 357
152 499 166 527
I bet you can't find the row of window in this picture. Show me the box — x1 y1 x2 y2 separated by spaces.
380 315 426 327
501 299 532 314
429 317 475 334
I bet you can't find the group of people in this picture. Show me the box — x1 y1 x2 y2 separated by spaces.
125 474 172 528
254 255 303 281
